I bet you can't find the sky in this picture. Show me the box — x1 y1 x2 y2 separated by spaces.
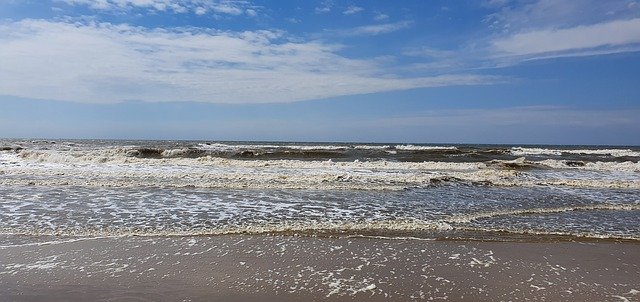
0 0 639 145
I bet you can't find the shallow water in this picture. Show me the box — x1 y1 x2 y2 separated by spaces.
0 139 638 242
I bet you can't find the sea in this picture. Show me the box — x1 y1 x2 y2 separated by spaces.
0 139 639 244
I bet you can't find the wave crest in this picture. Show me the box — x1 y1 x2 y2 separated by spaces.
445 204 640 224
511 147 640 157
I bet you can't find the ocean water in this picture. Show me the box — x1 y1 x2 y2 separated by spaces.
0 139 639 242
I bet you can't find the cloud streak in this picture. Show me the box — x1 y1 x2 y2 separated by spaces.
491 18 640 58
57 0 257 16
407 0 640 72
342 5 363 15
0 19 499 104
345 21 413 36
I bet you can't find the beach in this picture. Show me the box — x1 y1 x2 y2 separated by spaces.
1 235 638 301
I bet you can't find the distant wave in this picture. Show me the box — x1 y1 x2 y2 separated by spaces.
197 143 460 152
511 147 640 157
197 143 350 151
488 157 640 172
1 149 638 190
393 145 458 151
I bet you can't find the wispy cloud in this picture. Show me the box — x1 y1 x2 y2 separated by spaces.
342 5 363 15
0 19 498 104
57 0 258 16
485 0 640 61
344 21 413 36
285 17 300 24
403 47 455 59
484 0 639 32
491 18 640 59
373 13 389 21
407 0 640 71
315 0 332 14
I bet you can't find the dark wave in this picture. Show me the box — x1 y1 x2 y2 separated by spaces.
485 158 543 170
5 138 637 163
119 145 640 165
234 149 349 159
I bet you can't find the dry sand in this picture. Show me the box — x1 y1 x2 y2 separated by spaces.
0 235 638 301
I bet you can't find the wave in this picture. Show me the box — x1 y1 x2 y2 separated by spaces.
486 157 542 170
3 150 639 190
197 143 464 154
511 147 640 157
2 211 638 241
538 159 640 172
353 145 391 150
13 149 485 169
444 203 640 224
0 219 454 238
393 145 458 151
198 143 350 151
486 157 640 172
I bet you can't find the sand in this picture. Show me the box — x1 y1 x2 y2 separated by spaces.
0 235 638 301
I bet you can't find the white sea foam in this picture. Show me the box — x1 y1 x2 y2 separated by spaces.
2 150 639 190
511 147 640 157
2 214 637 241
444 204 640 224
0 219 453 238
0 237 105 249
197 143 349 151
352 145 390 150
394 145 458 151
196 143 428 151
538 159 640 172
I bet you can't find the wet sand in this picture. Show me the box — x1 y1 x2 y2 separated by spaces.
0 235 638 301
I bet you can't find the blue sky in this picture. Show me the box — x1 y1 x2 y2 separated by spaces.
0 0 639 144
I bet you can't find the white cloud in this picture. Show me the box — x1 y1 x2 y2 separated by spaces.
373 13 389 21
342 5 363 15
285 17 300 24
315 0 332 14
403 0 640 71
194 6 206 15
484 0 640 32
0 19 499 104
245 8 256 17
345 21 413 36
58 0 257 16
404 47 454 59
492 18 640 58
482 0 511 8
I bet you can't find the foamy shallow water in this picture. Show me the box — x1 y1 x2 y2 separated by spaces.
0 139 639 242
0 185 638 241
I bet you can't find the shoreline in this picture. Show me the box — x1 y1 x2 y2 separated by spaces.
1 235 638 301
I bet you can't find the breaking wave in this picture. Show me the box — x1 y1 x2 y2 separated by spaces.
0 220 454 238
511 147 640 157
2 207 638 241
444 203 640 224
0 149 637 190
393 145 458 151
